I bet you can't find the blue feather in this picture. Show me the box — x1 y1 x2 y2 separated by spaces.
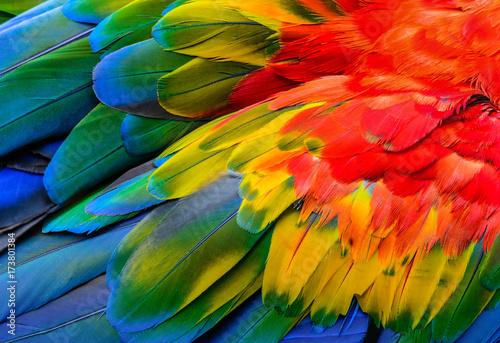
282 304 369 343
0 6 93 75
0 167 54 228
0 275 120 343
455 304 500 343
30 139 64 160
0 214 147 319
0 0 66 32
92 39 192 119
86 169 164 216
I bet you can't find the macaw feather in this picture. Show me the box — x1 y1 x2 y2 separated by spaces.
0 11 11 25
454 302 500 343
2 0 500 341
152 0 275 65
107 175 266 332
431 245 496 343
480 233 500 290
0 6 94 75
120 232 270 342
202 292 304 343
148 139 235 200
2 150 50 174
0 0 47 16
44 103 149 205
106 202 175 289
0 275 120 342
86 168 163 216
89 0 175 52
93 39 193 119
213 0 322 25
62 0 134 24
157 57 259 118
0 214 145 320
311 248 380 328
29 140 63 160
0 38 100 158
43 185 137 234
0 0 65 32
282 304 374 343
121 114 202 156
237 177 297 233
263 210 338 315
0 167 54 229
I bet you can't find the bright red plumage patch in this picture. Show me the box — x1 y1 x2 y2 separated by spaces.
221 0 500 261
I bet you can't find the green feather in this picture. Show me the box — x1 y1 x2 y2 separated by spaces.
89 0 175 52
0 6 94 74
121 230 271 342
107 175 266 332
62 0 133 24
431 245 495 342
0 0 47 15
44 103 149 204
42 186 137 234
0 11 13 25
486 290 500 311
0 38 100 158
480 234 500 290
152 1 275 65
157 57 258 117
121 114 202 156
106 202 175 290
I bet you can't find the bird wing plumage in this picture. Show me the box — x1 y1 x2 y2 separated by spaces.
1 1 500 342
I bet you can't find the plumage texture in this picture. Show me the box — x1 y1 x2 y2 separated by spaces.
0 275 121 342
2 0 500 342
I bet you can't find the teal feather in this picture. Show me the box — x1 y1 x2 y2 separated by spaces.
62 0 132 24
86 169 163 216
0 6 93 75
0 275 121 343
43 185 138 234
0 0 65 32
0 214 145 319
0 38 100 158
121 114 202 156
44 103 150 205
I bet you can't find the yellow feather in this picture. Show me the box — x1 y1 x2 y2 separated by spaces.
240 171 291 200
263 211 338 313
388 248 447 332
157 115 228 159
418 244 475 328
357 262 408 326
149 144 235 200
311 252 381 326
237 177 297 232
214 0 321 24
